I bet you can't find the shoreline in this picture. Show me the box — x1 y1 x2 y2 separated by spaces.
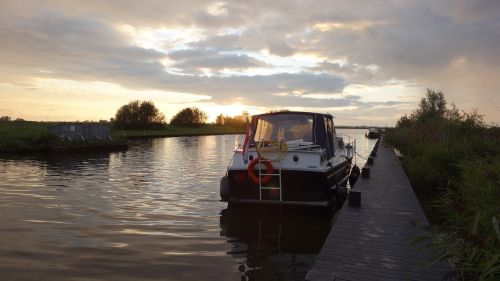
0 121 246 154
123 131 243 139
0 121 386 154
112 126 244 139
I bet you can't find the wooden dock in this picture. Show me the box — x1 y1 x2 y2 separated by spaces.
306 139 454 281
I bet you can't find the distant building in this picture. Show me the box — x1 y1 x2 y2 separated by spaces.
48 123 111 141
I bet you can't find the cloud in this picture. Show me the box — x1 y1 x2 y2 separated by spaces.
0 8 351 109
0 10 166 82
168 48 267 73
185 72 348 106
0 0 499 124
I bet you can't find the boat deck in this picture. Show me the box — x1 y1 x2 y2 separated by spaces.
306 139 454 281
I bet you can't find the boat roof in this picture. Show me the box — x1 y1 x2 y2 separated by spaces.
252 111 333 118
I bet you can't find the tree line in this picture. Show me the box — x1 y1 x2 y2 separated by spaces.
0 116 25 122
1 100 251 130
113 100 249 129
215 111 250 129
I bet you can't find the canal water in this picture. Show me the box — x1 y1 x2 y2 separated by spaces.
0 129 376 281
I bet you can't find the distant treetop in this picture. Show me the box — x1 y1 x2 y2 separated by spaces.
113 100 165 129
0 116 11 122
170 107 207 127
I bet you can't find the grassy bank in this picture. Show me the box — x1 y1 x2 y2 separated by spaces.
0 121 52 153
384 90 500 281
0 121 245 153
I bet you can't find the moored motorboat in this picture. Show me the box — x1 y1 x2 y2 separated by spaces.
220 111 357 208
365 128 380 139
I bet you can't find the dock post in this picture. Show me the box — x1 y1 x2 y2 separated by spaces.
348 191 361 206
367 156 374 165
361 167 370 178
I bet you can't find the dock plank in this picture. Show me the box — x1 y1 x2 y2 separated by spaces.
306 139 454 281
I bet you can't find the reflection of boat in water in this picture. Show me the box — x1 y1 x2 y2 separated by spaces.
365 128 380 139
220 205 335 280
220 111 357 208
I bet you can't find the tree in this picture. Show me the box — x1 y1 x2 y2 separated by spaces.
214 111 250 129
170 107 207 127
216 114 225 126
394 89 485 130
241 111 250 123
395 114 412 128
0 116 11 122
114 100 165 129
416 89 447 120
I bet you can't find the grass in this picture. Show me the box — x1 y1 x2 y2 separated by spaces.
0 121 50 139
0 121 52 153
0 121 245 153
384 91 500 281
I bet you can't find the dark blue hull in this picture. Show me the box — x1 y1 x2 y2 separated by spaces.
226 159 351 205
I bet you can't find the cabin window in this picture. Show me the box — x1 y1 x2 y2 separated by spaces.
328 118 334 140
253 114 314 142
324 117 333 146
322 116 335 157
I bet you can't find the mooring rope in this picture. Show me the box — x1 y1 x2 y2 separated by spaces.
256 139 288 161
355 152 368 160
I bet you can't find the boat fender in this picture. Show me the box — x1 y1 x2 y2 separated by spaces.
336 184 348 209
220 176 230 201
247 158 273 185
349 164 360 187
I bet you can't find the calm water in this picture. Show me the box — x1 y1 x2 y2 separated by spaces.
0 129 376 281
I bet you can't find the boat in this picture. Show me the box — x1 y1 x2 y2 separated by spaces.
220 111 358 208
365 128 380 139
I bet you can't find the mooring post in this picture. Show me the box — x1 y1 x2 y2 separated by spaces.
348 191 361 206
367 157 374 165
361 167 370 178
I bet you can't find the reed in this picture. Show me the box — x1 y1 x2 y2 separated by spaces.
385 90 500 280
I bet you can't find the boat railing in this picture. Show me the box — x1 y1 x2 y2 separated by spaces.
287 144 322 151
339 134 357 165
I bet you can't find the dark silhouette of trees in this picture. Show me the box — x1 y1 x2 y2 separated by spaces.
0 116 11 122
417 89 447 120
215 111 250 129
395 89 484 129
170 107 207 127
114 100 165 129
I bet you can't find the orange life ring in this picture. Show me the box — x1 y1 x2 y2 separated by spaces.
247 157 273 184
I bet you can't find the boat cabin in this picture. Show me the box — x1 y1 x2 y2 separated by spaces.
221 111 355 207
248 111 337 158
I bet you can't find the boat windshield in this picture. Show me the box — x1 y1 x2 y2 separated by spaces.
253 114 314 143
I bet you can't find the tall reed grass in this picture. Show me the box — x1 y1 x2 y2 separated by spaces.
385 90 500 281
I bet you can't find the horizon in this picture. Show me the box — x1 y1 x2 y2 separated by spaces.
1 1 499 126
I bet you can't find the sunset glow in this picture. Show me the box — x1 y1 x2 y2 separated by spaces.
0 1 498 125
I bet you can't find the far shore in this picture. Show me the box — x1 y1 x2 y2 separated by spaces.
0 121 382 154
0 121 246 154
112 126 245 139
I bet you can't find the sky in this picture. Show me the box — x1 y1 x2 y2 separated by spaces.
0 0 499 126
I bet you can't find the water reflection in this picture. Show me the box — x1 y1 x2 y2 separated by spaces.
0 130 374 280
220 205 336 281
